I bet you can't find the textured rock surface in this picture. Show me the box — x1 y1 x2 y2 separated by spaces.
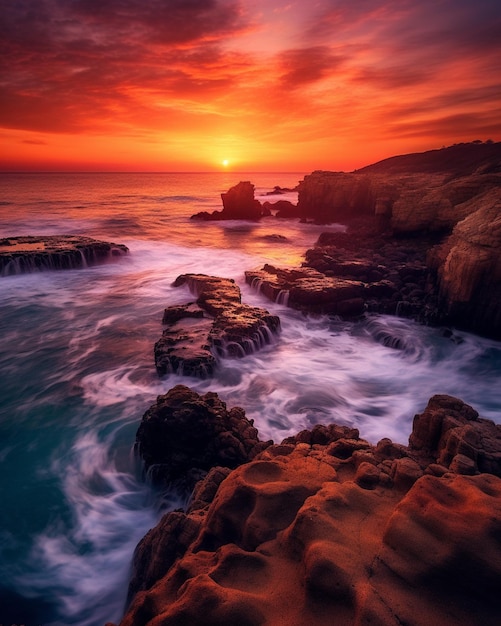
296 142 501 234
428 188 501 338
246 226 437 320
154 274 280 377
135 385 271 489
246 264 366 316
119 394 501 626
249 145 501 337
0 235 129 276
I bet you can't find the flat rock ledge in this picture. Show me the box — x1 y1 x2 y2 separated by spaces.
117 393 501 626
154 274 281 378
0 235 129 276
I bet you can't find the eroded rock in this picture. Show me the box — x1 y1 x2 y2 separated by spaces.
0 235 129 276
154 274 280 377
135 385 271 490
120 394 501 626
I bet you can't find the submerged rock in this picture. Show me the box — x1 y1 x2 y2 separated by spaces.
154 274 280 377
0 235 129 276
121 394 501 626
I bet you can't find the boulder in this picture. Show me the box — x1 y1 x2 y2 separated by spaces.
135 385 271 489
409 394 501 475
262 199 300 218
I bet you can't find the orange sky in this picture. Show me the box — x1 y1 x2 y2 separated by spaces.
1 0 500 172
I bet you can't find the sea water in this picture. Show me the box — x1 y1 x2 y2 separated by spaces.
1 172 500 625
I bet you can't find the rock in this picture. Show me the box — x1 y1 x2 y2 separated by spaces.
245 230 434 319
135 385 271 489
121 393 501 626
409 394 501 476
377 473 501 624
154 274 280 377
428 188 501 338
264 185 295 195
0 235 128 276
245 264 366 316
297 171 376 223
191 181 265 220
262 199 300 218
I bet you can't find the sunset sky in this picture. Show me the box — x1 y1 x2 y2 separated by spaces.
1 0 500 172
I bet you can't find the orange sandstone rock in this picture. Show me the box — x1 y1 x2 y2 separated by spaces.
118 394 501 626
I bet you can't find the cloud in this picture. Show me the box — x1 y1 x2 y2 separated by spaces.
1 0 500 168
0 0 250 132
278 46 346 88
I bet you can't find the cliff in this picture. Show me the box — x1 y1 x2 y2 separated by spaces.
257 142 501 339
117 392 501 626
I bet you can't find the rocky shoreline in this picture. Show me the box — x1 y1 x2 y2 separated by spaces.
110 143 501 626
4 143 499 625
117 390 501 626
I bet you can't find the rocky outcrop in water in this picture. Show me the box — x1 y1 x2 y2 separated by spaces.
154 274 280 377
119 394 501 626
135 385 271 490
0 235 129 276
191 181 266 220
246 227 437 320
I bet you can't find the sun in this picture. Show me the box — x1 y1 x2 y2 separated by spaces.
222 159 229 167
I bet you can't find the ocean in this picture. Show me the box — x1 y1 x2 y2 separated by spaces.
1 172 500 625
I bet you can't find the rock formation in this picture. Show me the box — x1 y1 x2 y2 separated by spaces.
154 274 281 377
296 141 501 234
135 385 272 490
0 235 129 276
191 181 266 220
247 142 501 338
118 394 501 626
246 227 437 321
427 188 501 339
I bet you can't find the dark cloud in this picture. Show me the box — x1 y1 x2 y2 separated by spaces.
278 46 346 88
0 0 248 132
384 111 501 140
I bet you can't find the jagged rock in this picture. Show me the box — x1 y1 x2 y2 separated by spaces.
191 181 265 220
119 394 501 626
0 235 128 276
154 274 280 377
246 235 434 319
409 394 501 475
135 385 271 489
427 188 501 338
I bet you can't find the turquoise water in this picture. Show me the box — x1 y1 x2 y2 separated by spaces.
1 172 500 625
